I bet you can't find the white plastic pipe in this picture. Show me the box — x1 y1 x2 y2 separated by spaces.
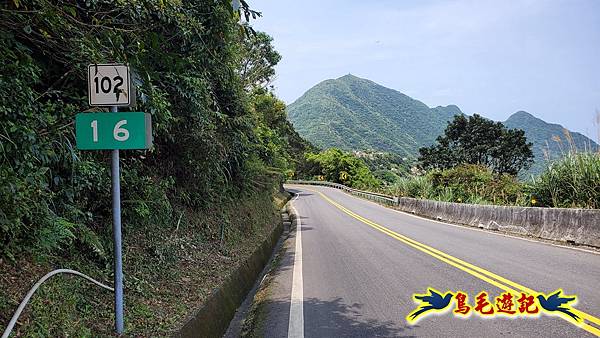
2 269 114 338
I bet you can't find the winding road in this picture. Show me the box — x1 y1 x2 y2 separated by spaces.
259 184 600 337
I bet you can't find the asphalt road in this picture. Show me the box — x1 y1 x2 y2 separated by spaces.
259 185 600 338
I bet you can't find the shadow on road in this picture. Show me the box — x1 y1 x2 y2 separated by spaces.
264 296 418 337
285 188 313 198
261 219 417 337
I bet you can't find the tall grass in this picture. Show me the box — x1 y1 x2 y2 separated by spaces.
390 175 434 199
384 124 600 209
388 165 525 205
529 152 600 208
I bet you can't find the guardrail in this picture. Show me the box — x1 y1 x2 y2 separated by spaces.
286 180 399 206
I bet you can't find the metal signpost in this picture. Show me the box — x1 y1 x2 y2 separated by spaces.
77 64 151 335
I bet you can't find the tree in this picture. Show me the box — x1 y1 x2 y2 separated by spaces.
239 31 282 89
250 88 313 171
418 114 533 175
302 148 380 189
0 0 296 258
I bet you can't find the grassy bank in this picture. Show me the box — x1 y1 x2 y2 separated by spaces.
381 152 600 209
0 187 288 337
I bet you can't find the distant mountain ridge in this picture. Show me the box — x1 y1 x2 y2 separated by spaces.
504 111 598 174
288 74 461 157
287 74 598 175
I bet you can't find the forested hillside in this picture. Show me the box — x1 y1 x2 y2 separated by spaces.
0 0 311 335
288 74 598 175
287 74 460 157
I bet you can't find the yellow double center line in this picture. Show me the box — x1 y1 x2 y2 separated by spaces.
302 187 600 336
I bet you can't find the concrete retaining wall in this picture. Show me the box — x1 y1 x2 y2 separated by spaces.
395 197 600 248
173 220 283 338
286 180 600 248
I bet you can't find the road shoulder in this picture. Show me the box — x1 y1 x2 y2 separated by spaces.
239 235 293 337
226 198 297 338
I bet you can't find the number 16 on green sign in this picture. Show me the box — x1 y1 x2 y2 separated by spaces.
76 112 152 150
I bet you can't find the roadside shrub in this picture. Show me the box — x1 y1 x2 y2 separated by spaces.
429 164 524 205
302 148 381 190
429 164 493 203
386 154 600 209
390 175 434 199
388 164 525 205
528 152 600 208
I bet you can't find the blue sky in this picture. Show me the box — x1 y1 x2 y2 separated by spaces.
252 0 600 139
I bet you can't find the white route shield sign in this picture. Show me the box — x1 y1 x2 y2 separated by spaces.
88 64 133 106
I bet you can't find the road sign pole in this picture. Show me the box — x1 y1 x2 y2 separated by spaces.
110 105 124 334
84 64 146 335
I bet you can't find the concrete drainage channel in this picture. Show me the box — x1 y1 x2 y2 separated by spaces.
173 200 293 338
173 181 600 336
225 203 298 338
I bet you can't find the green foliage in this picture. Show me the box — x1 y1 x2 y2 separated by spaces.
389 165 525 205
287 74 461 157
391 176 434 199
354 151 410 185
34 218 76 254
240 32 282 89
76 224 106 260
428 165 524 205
419 114 534 175
386 157 600 209
528 152 600 208
0 28 83 258
250 88 314 176
372 169 401 185
287 75 598 177
0 0 305 260
301 148 380 189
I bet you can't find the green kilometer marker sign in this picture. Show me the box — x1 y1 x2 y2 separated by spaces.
76 112 152 150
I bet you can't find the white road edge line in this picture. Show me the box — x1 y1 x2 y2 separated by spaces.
288 194 304 338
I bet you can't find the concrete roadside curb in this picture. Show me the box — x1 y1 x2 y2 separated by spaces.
173 206 286 338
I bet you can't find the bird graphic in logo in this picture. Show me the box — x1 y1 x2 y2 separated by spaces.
407 288 454 323
537 289 580 322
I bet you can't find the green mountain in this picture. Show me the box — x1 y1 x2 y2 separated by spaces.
287 74 461 158
504 111 598 175
287 74 598 175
